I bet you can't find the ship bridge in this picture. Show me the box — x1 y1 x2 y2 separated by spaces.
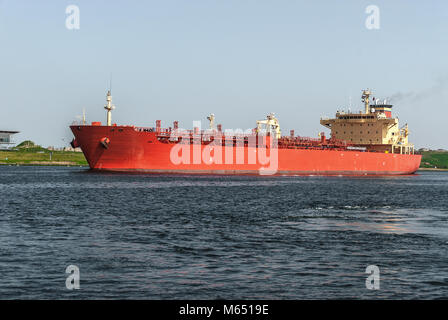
320 90 414 154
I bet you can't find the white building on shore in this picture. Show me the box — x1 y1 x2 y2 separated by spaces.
0 131 19 149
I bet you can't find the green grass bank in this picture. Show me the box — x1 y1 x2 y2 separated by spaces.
420 150 448 170
0 141 88 166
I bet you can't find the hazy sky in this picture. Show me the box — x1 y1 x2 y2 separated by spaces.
0 0 447 149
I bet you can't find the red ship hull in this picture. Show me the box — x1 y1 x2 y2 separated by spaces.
70 125 421 175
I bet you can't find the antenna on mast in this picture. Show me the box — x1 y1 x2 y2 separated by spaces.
361 89 372 114
104 74 115 126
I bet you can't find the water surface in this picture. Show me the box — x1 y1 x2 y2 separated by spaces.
0 166 447 299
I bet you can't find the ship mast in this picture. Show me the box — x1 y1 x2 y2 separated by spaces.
361 89 372 114
104 90 115 126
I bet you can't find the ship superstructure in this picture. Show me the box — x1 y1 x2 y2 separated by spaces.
320 89 414 155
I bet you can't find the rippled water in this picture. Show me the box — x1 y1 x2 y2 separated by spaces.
0 166 447 299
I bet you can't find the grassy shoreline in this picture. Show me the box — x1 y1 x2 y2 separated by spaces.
420 151 448 170
417 167 448 172
0 162 88 167
0 143 88 167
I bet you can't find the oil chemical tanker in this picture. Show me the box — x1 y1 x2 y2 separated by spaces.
70 89 421 175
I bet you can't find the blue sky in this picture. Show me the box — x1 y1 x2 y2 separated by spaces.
0 0 447 148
